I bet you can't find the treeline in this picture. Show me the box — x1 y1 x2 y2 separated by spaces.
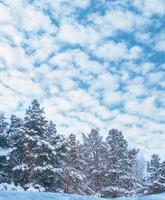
0 99 165 198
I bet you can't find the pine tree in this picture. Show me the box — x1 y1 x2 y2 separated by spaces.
24 100 67 191
8 100 48 189
0 113 10 184
23 99 50 190
35 120 67 192
156 161 165 193
146 154 165 194
146 154 160 194
81 128 106 194
63 134 87 195
101 129 137 198
8 115 24 146
8 101 67 192
8 114 27 187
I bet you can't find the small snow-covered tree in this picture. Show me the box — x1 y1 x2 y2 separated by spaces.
156 161 165 193
147 154 160 180
101 129 138 198
63 134 87 195
81 128 106 194
0 113 10 184
146 154 160 194
146 154 165 194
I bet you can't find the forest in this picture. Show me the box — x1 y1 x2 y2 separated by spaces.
0 99 165 198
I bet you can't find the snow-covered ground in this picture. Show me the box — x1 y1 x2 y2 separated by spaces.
0 192 164 200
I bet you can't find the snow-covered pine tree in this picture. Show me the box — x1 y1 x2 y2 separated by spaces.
146 154 160 194
23 100 67 191
81 128 106 194
8 115 24 146
63 134 87 195
101 129 138 198
8 100 48 190
146 154 165 194
156 161 165 193
8 115 26 187
23 99 50 190
7 100 67 192
35 120 67 192
0 113 10 184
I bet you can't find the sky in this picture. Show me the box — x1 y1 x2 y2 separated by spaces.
0 0 165 159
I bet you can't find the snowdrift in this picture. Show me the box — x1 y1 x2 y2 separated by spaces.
0 192 164 200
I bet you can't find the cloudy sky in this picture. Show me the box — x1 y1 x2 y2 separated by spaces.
0 0 165 159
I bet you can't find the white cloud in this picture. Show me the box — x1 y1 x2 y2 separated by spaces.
0 43 33 69
155 40 165 52
0 83 23 113
69 0 90 9
94 42 127 61
28 34 59 63
0 24 23 45
89 9 136 36
125 96 157 118
116 113 140 126
133 0 165 16
126 83 147 97
94 42 142 61
20 5 56 33
100 10 135 31
142 62 155 74
148 72 164 84
57 22 99 47
127 46 142 59
103 91 122 106
90 73 119 95
0 70 43 96
0 4 11 24
135 32 151 42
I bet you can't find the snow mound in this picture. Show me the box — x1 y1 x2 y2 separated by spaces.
0 192 164 200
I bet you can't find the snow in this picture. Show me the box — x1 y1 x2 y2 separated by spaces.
0 148 11 156
0 192 164 200
0 183 24 192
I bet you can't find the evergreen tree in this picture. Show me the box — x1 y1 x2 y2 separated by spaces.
156 161 165 193
146 154 160 194
63 134 87 195
8 101 67 192
8 115 26 187
146 154 165 194
0 113 9 183
8 100 48 189
23 99 50 190
101 129 137 198
35 120 66 192
81 128 106 194
8 115 24 146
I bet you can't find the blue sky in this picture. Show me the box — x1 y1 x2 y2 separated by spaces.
0 0 164 159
